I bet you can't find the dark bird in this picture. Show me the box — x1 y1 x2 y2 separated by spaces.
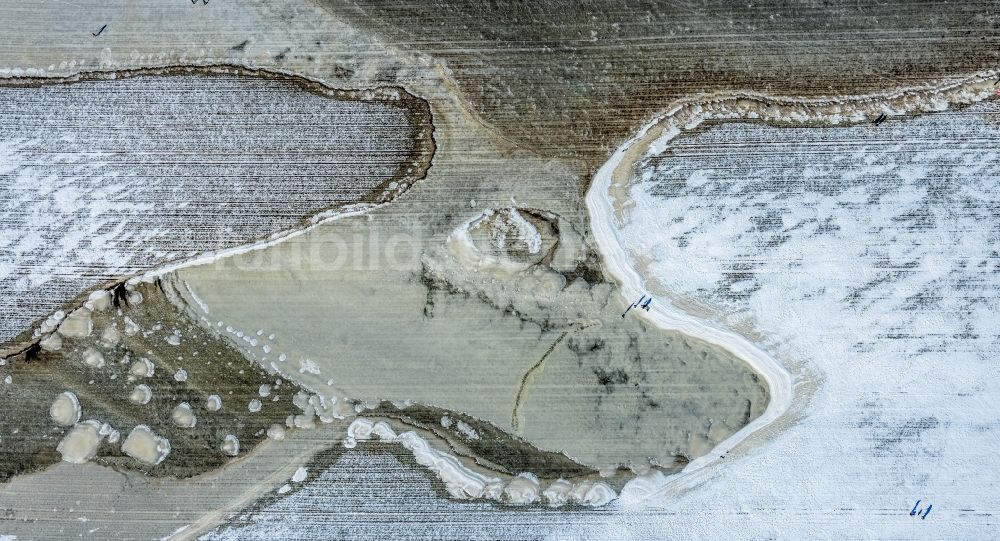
111 283 130 308
92 24 107 37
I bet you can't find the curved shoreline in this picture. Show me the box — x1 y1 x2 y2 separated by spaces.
0 64 436 357
587 139 794 503
586 69 1000 504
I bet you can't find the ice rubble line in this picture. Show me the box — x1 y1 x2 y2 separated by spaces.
129 203 381 285
587 69 1000 505
170 282 619 508
345 418 616 507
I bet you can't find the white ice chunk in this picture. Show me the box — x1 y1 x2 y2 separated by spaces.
205 394 222 412
122 317 140 336
100 326 120 347
58 308 93 338
82 347 105 369
503 473 540 505
121 425 171 465
542 479 573 507
171 402 197 428
129 357 155 378
266 424 285 441
49 391 81 426
39 333 62 352
56 420 103 464
567 480 616 506
221 434 240 456
86 290 112 312
129 384 152 405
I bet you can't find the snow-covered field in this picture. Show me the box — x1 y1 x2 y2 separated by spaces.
593 100 1000 537
0 71 420 345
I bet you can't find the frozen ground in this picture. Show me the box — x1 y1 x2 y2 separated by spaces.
600 100 1000 537
0 70 426 346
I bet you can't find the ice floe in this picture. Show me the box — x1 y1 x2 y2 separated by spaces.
121 425 171 465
